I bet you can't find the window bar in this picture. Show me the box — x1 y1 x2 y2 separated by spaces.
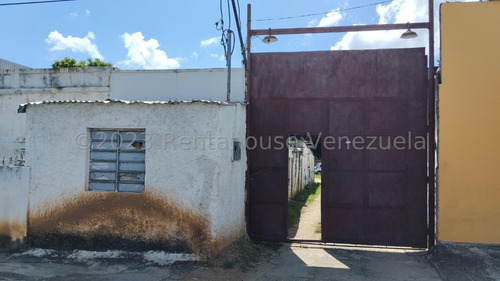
114 130 120 192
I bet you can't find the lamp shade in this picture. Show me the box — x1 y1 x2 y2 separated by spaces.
401 28 418 39
263 35 278 44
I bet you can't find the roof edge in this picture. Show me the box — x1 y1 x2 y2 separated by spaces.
18 99 247 113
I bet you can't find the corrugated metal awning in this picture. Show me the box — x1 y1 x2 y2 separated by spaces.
17 99 245 113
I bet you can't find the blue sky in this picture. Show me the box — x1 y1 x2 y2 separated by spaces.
0 0 475 69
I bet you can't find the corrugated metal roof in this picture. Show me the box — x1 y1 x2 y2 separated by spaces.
0 59 31 70
18 99 245 113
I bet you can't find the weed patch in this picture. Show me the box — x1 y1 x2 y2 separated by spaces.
315 222 322 234
288 182 321 227
214 236 282 272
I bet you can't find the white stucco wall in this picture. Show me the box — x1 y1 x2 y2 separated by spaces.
0 165 30 249
110 68 245 102
1 67 244 161
24 101 246 256
0 67 111 160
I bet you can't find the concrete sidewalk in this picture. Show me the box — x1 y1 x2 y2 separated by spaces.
0 241 498 280
429 242 500 281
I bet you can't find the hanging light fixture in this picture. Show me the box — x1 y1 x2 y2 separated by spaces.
262 28 278 44
401 22 418 39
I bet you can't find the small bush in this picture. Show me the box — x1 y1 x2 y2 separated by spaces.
52 57 111 69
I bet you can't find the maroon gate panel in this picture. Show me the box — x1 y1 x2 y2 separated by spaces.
248 49 428 247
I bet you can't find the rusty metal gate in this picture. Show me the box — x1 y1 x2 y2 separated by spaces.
247 48 428 248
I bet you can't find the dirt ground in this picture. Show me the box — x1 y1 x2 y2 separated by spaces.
288 193 321 240
0 237 283 281
1 237 499 280
0 240 437 281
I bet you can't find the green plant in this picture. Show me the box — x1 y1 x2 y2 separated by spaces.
86 58 111 67
315 222 322 234
51 57 83 68
52 57 111 69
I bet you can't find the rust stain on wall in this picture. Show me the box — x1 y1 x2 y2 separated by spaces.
0 221 26 250
0 221 25 239
28 190 213 255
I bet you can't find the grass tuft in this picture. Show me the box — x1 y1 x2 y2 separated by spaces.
288 182 321 227
315 222 322 234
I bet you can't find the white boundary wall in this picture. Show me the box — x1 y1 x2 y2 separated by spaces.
0 67 112 160
110 68 245 102
0 165 29 250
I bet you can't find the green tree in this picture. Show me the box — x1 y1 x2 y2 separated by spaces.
52 57 111 69
86 58 111 67
51 57 81 68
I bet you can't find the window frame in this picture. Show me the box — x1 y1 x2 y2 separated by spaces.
88 128 146 193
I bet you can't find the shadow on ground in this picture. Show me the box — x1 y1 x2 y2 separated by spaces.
0 238 499 280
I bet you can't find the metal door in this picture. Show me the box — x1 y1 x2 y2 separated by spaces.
248 49 428 247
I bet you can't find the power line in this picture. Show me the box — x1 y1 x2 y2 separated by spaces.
0 0 74 7
216 0 237 63
254 0 392 22
231 0 246 64
216 0 228 57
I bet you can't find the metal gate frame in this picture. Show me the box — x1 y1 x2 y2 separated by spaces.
244 2 436 248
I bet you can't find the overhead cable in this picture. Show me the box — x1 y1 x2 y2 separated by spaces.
254 0 392 22
0 0 74 7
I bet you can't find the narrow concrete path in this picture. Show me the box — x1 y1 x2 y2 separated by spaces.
290 192 321 240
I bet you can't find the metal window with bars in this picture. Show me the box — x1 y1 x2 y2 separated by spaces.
88 129 146 193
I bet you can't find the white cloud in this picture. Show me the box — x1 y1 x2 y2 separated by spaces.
331 0 428 51
45 30 103 59
191 52 198 59
69 9 90 18
309 9 343 27
119 32 180 69
201 37 220 47
331 27 428 51
331 0 478 58
210 53 226 62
